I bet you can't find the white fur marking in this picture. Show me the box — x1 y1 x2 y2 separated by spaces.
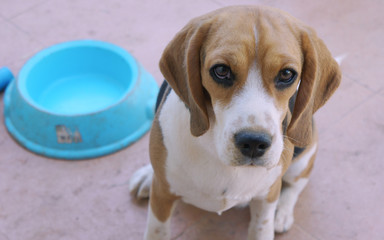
129 164 153 199
274 144 317 232
248 199 278 240
145 205 171 240
212 65 284 167
275 178 308 233
283 144 317 184
334 54 348 65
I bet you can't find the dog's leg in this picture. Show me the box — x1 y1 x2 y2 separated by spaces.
145 175 178 240
129 164 177 240
248 179 281 240
145 203 172 240
274 178 309 233
248 198 279 240
274 143 318 233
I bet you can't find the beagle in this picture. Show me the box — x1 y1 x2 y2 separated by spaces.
130 5 341 240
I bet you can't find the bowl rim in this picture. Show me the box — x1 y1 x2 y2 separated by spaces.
17 40 140 116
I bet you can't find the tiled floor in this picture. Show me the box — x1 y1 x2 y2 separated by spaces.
1 0 383 239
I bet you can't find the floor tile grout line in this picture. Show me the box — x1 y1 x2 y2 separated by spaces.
317 88 381 138
6 0 52 21
3 17 36 38
336 89 381 119
0 17 45 69
312 67 377 138
342 72 381 94
295 223 322 240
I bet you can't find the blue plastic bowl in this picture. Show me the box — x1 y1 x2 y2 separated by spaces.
3 40 158 160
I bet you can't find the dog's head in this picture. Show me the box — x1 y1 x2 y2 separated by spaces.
160 6 341 167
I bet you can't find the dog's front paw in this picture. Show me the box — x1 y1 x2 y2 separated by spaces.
274 207 294 233
129 164 153 199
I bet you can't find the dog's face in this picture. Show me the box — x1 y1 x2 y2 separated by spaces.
160 6 341 167
201 11 301 167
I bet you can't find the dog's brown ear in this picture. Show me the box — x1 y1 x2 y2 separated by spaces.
159 18 211 137
287 28 342 147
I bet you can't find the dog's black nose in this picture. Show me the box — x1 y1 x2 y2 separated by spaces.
234 131 272 158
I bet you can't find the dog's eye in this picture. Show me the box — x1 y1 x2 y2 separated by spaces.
210 64 234 87
279 69 295 82
214 65 231 78
275 68 297 89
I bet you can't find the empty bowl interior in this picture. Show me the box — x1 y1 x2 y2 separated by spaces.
19 42 137 115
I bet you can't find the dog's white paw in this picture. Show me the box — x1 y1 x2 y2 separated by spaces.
274 206 294 233
129 164 153 199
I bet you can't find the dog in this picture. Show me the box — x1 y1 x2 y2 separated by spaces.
129 5 341 240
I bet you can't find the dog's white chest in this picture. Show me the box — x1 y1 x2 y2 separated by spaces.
167 156 282 214
159 92 282 214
